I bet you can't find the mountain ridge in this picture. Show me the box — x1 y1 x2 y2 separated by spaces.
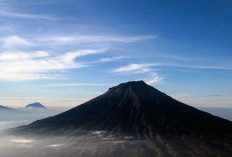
0 105 13 110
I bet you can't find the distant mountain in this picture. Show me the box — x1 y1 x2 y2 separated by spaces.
0 105 13 110
25 102 46 109
11 81 232 156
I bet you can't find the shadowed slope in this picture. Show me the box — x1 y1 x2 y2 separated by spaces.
8 81 232 156
13 81 232 137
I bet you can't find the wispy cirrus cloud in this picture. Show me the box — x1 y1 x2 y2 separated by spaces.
112 63 159 73
96 56 128 63
0 48 106 81
114 63 232 72
145 72 163 85
111 62 232 86
111 61 231 86
0 51 48 61
1 35 156 48
59 48 107 64
43 83 115 87
182 65 232 70
0 34 157 81
112 63 163 85
0 10 60 20
41 35 157 45
1 35 34 48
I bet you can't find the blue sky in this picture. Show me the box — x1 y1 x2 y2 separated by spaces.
0 0 231 108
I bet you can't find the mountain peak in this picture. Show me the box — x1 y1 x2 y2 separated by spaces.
118 80 147 86
107 80 164 103
25 102 46 109
108 80 157 94
13 81 232 140
109 80 148 90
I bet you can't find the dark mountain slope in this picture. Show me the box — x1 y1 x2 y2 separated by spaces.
10 81 232 156
18 81 232 136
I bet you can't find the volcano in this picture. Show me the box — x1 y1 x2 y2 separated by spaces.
10 81 232 156
25 102 46 109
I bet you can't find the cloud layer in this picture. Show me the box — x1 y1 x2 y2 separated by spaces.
0 49 105 81
112 63 163 85
1 35 34 48
0 35 156 81
0 10 60 20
